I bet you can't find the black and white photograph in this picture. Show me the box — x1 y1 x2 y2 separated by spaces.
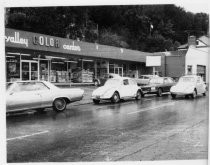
0 0 209 165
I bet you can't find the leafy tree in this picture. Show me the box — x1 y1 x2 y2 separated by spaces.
5 5 209 52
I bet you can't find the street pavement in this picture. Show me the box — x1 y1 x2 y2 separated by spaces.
6 92 208 162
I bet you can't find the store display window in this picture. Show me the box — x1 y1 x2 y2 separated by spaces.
40 60 50 81
6 54 20 82
51 60 68 83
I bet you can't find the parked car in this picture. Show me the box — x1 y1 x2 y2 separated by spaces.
92 77 142 104
93 73 121 86
6 81 84 113
135 74 159 86
141 77 175 97
170 75 207 99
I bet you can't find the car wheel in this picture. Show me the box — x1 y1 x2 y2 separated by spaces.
53 98 67 112
93 99 100 104
135 90 142 100
111 92 120 103
171 94 176 99
157 88 162 97
94 80 99 86
191 90 197 99
203 92 206 96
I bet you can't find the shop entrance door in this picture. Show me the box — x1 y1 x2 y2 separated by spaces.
114 67 123 77
21 60 38 81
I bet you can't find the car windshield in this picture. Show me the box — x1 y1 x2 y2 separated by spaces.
149 78 163 84
178 77 196 83
6 83 13 90
104 79 121 86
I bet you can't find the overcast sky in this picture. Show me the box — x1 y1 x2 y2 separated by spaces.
175 0 209 14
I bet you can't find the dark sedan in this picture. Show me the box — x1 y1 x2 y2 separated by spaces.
141 77 175 97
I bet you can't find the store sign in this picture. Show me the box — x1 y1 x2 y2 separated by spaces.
33 36 60 48
63 41 81 52
146 56 161 66
5 32 28 47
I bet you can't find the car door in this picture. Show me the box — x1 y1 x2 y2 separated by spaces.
164 78 174 92
6 82 42 112
119 79 131 98
33 82 53 108
128 79 138 97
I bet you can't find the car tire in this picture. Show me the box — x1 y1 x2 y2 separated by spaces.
191 90 197 99
93 99 100 104
53 98 67 112
135 90 142 100
111 92 120 103
94 80 99 86
157 88 162 97
171 94 176 99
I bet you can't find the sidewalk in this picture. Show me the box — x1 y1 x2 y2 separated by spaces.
58 85 97 106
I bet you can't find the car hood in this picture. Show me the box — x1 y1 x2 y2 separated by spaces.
92 85 116 95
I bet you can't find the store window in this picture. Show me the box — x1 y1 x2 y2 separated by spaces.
6 54 20 82
51 60 68 83
82 59 94 83
96 60 108 79
40 60 50 81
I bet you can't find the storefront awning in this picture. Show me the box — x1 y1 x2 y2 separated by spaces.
5 28 150 63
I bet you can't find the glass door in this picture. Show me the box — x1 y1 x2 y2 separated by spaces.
114 67 123 77
21 61 38 81
31 62 38 80
22 62 30 80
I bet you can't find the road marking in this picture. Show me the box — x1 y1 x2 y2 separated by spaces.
7 130 49 141
127 102 175 115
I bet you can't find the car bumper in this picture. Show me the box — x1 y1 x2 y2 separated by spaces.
142 89 157 94
170 92 192 96
92 95 110 100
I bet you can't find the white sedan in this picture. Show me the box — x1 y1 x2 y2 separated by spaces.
6 81 84 113
170 75 207 99
92 77 142 104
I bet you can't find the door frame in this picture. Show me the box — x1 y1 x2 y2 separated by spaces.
21 60 39 81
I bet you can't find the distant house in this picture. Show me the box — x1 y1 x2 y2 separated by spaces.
149 35 209 82
178 35 209 49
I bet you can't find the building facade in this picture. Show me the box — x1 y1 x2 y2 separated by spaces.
5 28 153 85
152 36 209 82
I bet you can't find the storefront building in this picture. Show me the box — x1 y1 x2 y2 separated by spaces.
5 28 152 85
151 47 209 83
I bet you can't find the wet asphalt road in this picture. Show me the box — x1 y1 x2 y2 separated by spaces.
6 93 208 162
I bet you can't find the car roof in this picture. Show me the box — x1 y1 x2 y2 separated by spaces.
141 75 159 77
8 80 47 83
111 77 132 80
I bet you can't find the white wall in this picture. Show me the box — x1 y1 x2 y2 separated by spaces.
185 47 209 82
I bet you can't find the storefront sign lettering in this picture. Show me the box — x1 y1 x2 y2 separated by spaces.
63 41 81 51
33 36 60 48
5 32 28 47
